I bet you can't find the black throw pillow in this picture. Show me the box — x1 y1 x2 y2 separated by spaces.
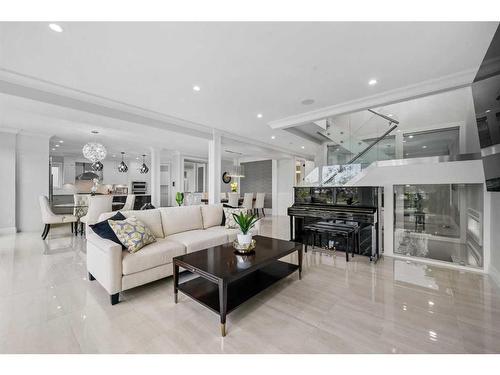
89 212 126 248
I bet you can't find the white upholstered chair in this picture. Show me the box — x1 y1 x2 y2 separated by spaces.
80 195 113 234
241 193 254 213
227 192 239 207
254 193 266 216
39 195 78 240
122 194 135 210
220 192 227 201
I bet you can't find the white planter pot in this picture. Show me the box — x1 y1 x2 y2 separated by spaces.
237 233 253 246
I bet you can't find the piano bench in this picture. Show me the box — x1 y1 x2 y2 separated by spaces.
303 222 359 262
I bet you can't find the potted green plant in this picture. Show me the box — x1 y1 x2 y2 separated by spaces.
175 192 184 206
232 212 260 246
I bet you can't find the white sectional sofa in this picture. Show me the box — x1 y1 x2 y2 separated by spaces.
86 204 259 304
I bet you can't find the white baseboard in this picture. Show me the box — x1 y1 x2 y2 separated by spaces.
0 227 17 235
489 264 500 290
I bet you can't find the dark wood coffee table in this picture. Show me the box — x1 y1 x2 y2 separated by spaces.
173 235 303 336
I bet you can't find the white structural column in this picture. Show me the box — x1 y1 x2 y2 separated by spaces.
271 159 278 216
208 130 222 205
149 147 161 207
16 132 50 232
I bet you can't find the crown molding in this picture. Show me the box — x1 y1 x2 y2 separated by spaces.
269 68 477 129
0 68 213 139
0 68 313 160
18 129 52 139
0 126 20 134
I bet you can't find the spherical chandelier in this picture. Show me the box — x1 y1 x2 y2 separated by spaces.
139 154 149 174
82 142 107 162
118 152 128 173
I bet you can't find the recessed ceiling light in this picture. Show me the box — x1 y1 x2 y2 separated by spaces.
59 140 64 143
486 109 491 113
52 148 56 151
368 79 377 86
387 114 393 117
193 85 201 92
301 146 305 149
301 99 315 105
91 130 99 134
55 144 60 147
49 23 63 33
112 154 116 158
271 136 276 140
408 135 414 139
422 145 427 149
257 113 263 119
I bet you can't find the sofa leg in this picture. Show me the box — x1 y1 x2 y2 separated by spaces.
88 272 95 281
42 224 50 240
110 293 120 305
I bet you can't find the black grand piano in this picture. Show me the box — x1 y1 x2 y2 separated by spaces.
288 186 382 261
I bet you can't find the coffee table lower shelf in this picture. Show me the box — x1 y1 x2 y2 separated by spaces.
177 260 299 315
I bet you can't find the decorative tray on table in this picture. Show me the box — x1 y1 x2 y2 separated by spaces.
232 239 256 254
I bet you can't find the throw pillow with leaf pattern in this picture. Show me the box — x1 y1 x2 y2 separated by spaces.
108 217 156 253
223 207 246 229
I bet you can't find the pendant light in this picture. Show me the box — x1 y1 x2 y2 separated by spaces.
91 160 103 171
118 152 128 173
82 131 107 162
139 154 149 174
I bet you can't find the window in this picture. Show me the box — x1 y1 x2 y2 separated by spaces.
403 127 459 159
393 183 484 268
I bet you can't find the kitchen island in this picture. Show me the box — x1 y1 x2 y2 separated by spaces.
51 194 151 214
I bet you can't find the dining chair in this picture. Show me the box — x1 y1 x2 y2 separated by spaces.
79 195 113 235
39 196 78 240
122 194 136 210
241 193 254 213
254 193 266 217
220 192 227 201
227 192 239 207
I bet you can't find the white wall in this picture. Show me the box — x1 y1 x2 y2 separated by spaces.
0 130 17 234
16 133 50 232
275 158 295 216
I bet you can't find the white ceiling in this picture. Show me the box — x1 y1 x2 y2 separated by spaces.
0 22 498 158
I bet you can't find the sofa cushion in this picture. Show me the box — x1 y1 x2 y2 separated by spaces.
167 229 227 253
109 217 156 253
205 225 258 242
122 239 185 275
89 211 126 248
201 204 223 229
122 209 164 238
223 207 246 229
160 206 203 236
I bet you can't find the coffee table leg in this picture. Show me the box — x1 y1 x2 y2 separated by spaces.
219 280 227 337
173 262 179 304
298 247 303 280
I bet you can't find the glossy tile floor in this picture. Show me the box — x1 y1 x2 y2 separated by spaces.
1 216 500 353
